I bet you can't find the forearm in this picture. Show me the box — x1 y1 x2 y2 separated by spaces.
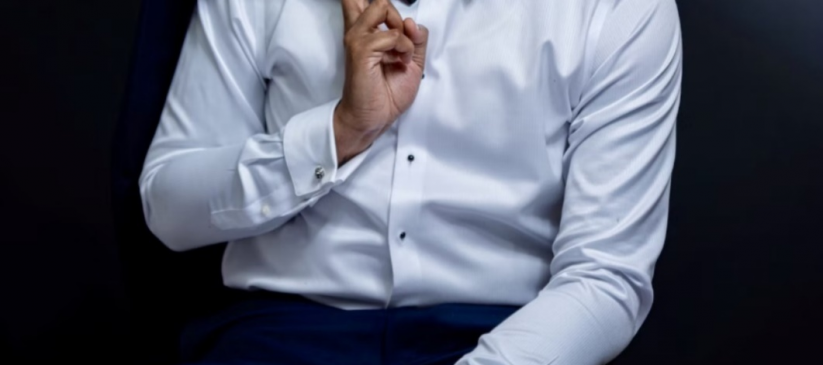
457 275 642 365
139 140 308 252
140 99 376 252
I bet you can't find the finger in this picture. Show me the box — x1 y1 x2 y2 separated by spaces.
381 0 405 31
379 30 414 64
363 29 414 57
403 18 429 68
352 0 404 34
382 52 401 64
382 50 413 65
393 31 415 58
340 0 368 31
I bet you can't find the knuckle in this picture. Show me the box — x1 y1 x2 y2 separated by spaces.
417 24 429 35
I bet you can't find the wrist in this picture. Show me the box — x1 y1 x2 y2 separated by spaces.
333 105 375 165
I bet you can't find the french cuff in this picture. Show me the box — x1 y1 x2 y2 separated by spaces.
283 98 371 199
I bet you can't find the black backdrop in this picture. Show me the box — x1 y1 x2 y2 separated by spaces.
0 0 141 362
1 0 821 364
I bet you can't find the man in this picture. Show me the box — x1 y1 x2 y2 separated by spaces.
140 0 682 364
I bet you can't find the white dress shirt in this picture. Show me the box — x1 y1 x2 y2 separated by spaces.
140 0 682 363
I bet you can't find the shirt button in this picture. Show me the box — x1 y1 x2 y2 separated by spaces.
261 204 271 217
399 231 407 240
421 73 425 80
314 166 325 180
407 154 415 162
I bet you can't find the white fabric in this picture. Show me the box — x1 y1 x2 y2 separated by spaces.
140 0 682 363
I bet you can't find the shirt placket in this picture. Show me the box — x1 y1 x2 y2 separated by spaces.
384 0 436 308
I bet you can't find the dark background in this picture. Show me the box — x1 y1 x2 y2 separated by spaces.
1 0 821 364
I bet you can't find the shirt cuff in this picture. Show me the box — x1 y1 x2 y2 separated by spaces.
283 98 370 199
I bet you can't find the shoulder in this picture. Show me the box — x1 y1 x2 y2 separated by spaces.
195 0 285 72
593 0 682 70
604 0 681 42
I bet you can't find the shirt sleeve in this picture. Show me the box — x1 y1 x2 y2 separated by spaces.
139 0 369 252
457 0 683 364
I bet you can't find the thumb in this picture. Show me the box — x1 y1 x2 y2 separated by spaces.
403 18 429 70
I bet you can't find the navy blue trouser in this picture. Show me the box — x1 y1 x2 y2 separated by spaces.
179 291 519 365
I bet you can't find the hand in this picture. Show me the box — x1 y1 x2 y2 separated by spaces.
335 0 429 164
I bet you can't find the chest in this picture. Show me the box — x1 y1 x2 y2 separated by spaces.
264 0 599 126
